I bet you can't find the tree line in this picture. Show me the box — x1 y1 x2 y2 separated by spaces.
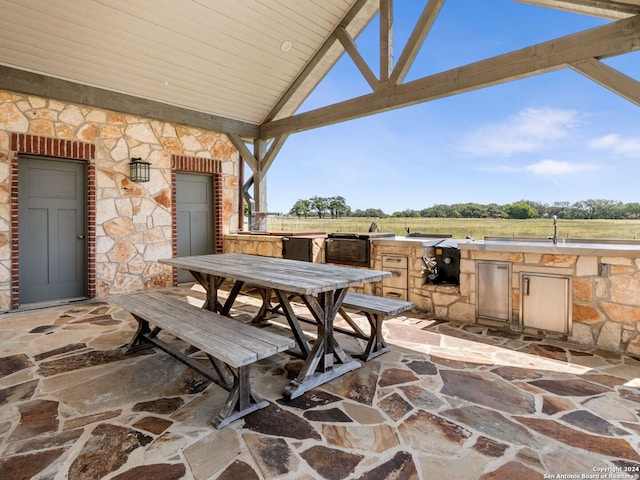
288 197 640 220
289 196 350 218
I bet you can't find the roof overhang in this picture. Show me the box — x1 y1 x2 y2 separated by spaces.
0 0 638 145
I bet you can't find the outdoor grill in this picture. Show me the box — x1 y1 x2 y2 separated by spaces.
419 238 469 286
432 239 463 285
282 234 327 262
325 232 395 267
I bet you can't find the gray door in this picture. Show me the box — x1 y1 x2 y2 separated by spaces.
176 173 214 283
19 156 86 304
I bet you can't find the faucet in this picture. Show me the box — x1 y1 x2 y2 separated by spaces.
549 215 558 244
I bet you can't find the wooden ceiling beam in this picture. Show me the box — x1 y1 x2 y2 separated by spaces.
389 0 446 85
260 135 290 176
262 0 375 124
0 66 259 139
228 133 289 178
335 27 380 90
514 0 640 20
261 14 640 138
228 134 258 171
380 0 394 82
570 57 640 105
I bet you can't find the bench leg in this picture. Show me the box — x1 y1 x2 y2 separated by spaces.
126 328 267 428
357 312 390 362
123 317 155 353
213 365 268 429
337 308 368 338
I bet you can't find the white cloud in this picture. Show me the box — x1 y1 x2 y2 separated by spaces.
462 107 581 156
588 134 640 158
480 159 602 175
524 159 601 175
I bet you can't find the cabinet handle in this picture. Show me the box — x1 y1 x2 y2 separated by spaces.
523 277 530 296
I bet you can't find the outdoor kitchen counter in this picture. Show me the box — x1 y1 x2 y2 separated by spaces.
371 236 452 247
458 240 640 258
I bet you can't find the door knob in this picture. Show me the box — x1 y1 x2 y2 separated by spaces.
77 234 85 239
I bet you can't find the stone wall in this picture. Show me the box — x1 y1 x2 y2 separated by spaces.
224 234 284 259
372 239 640 356
223 234 326 263
371 240 475 321
222 235 640 357
0 89 238 310
463 248 640 356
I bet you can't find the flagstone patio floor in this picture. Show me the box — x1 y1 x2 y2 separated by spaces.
1 283 640 480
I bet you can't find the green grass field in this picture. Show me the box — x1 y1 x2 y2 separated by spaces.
266 217 640 240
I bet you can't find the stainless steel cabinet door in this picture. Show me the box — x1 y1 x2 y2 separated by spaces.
477 261 511 322
521 273 570 333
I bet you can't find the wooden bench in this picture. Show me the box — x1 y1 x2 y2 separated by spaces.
338 292 414 361
111 290 295 428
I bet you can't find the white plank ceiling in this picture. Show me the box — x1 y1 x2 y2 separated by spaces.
0 0 375 126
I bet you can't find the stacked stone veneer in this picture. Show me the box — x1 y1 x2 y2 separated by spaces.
371 240 474 320
223 234 325 263
0 89 238 311
224 234 284 259
371 240 640 356
223 235 640 355
460 249 640 355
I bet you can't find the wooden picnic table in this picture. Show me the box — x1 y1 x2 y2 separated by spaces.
159 253 391 399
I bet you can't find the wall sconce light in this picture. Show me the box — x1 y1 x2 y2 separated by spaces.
129 157 151 182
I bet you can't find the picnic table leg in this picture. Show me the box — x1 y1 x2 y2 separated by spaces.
220 280 244 316
253 288 275 322
190 271 224 311
283 289 360 400
274 290 311 357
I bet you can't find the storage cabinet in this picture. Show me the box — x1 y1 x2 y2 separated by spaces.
520 273 571 334
382 254 408 300
477 261 511 322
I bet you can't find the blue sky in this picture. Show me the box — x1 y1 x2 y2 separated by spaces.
266 1 640 215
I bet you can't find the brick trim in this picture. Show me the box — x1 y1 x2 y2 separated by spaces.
171 155 224 285
10 133 96 310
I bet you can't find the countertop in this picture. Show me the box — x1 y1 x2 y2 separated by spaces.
458 240 640 258
371 236 640 257
371 236 452 247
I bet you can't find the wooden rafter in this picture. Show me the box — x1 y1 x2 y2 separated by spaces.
261 14 640 138
515 0 640 20
389 0 446 85
260 135 290 176
335 27 380 90
228 133 289 179
570 57 640 105
263 0 375 124
380 0 394 82
0 65 259 139
227 134 258 171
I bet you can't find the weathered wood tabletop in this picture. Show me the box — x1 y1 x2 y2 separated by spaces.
160 253 390 294
159 253 391 398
